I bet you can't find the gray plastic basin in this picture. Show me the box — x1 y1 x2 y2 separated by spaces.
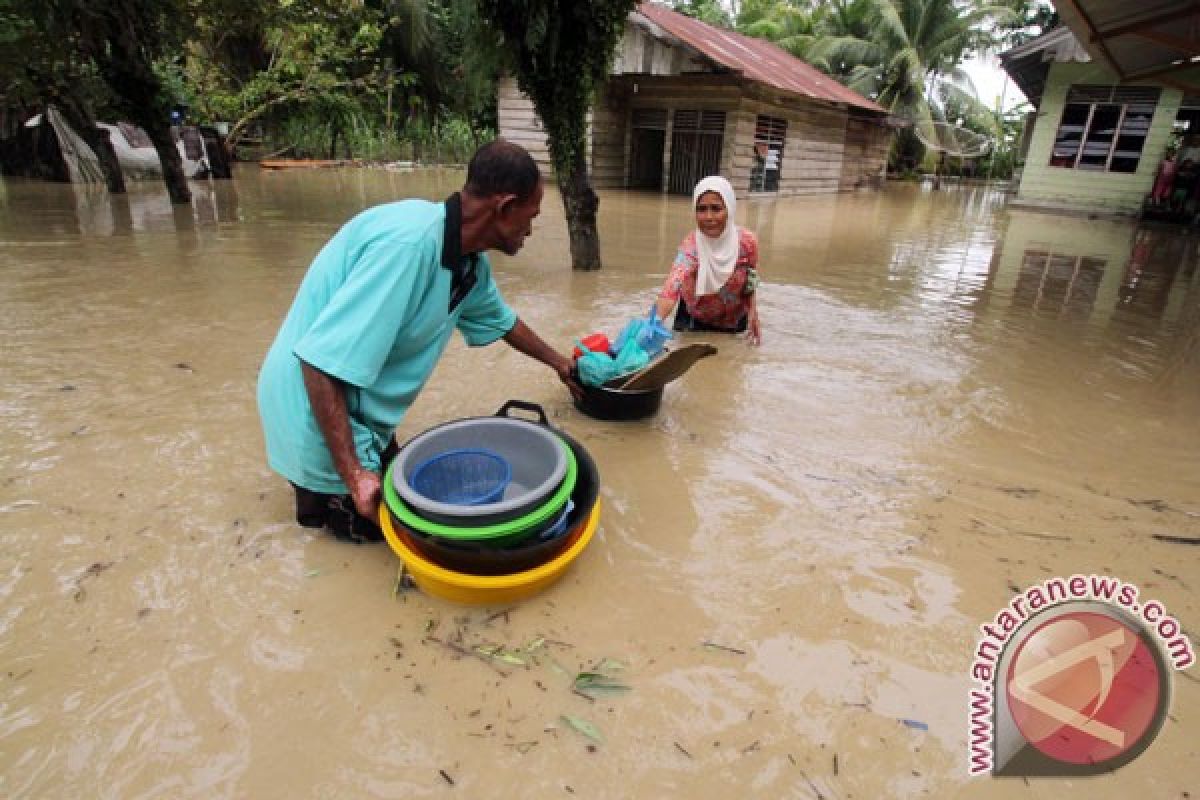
393 416 568 524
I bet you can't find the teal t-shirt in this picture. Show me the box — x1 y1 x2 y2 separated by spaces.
256 199 517 493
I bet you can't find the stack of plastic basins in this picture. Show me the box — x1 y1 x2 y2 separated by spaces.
380 401 600 604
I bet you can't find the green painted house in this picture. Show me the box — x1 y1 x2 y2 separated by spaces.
1000 26 1195 216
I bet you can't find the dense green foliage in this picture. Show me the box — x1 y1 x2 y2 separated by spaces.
1 0 498 166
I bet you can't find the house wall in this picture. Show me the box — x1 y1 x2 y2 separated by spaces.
731 95 889 196
590 82 629 189
497 74 553 175
1016 61 1181 215
840 117 890 190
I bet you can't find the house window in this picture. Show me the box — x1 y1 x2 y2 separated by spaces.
1049 86 1159 173
750 115 787 192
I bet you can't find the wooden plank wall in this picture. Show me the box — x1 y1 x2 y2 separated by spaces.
839 118 889 190
733 97 847 196
613 22 691 76
591 83 628 189
497 75 553 176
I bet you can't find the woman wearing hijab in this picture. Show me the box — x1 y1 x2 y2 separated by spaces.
654 176 762 345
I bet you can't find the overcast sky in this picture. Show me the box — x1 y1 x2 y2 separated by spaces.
963 54 1030 112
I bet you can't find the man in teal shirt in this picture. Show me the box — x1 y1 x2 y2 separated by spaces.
257 140 578 542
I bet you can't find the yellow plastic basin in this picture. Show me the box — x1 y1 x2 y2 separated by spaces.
379 500 600 605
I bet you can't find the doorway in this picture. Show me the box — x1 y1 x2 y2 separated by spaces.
629 109 666 189
668 110 725 195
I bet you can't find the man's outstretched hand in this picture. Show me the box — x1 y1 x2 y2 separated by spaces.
555 355 584 401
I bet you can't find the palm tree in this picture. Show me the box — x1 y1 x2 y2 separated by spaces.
736 0 823 58
740 0 1017 169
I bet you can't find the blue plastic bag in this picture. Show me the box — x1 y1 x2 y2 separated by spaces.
611 333 650 376
574 335 649 387
612 306 673 360
575 340 620 387
637 306 673 358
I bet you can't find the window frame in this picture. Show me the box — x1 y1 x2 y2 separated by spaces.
1049 86 1158 174
750 114 787 193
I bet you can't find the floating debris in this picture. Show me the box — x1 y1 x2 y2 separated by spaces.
1153 534 1200 546
560 714 603 744
573 671 630 696
900 718 929 731
474 644 528 667
702 641 747 655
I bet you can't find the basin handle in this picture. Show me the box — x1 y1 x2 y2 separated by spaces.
495 400 549 426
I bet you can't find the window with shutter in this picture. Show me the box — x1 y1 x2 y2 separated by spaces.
1050 85 1160 173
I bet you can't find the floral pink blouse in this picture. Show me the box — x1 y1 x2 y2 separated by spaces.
659 228 759 329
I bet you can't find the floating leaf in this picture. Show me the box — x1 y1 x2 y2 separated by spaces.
560 714 603 743
525 636 546 653
573 672 630 693
473 644 526 666
496 652 527 666
595 658 626 671
305 569 321 578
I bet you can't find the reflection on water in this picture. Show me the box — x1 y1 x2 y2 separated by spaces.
0 173 1197 799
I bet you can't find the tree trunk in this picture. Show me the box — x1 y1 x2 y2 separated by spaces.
143 121 191 204
558 154 601 271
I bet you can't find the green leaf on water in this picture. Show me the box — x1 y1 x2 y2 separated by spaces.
496 652 527 666
573 672 630 693
560 714 603 743
473 644 526 666
305 569 321 578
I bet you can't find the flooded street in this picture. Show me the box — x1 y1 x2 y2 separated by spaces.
1 168 1198 798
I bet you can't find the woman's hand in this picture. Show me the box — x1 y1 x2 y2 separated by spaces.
746 311 762 346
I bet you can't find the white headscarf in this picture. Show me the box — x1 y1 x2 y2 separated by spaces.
692 176 739 297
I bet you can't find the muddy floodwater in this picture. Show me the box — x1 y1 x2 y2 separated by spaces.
1 168 1198 798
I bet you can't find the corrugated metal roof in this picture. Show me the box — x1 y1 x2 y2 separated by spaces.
634 2 886 114
1054 1 1200 94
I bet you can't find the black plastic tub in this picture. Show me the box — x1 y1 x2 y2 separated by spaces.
574 383 664 421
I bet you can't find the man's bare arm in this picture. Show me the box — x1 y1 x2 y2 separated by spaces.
301 361 381 518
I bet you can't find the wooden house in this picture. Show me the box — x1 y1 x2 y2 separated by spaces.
498 2 892 197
